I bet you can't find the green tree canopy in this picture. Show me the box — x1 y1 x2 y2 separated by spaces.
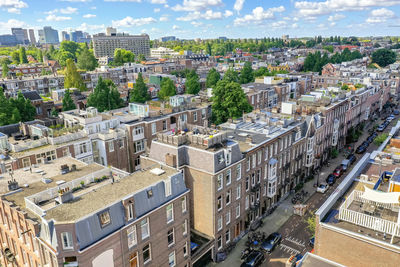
1 58 11 78
87 77 124 112
62 90 76 111
0 89 36 126
158 77 176 101
64 59 86 91
137 54 146 62
19 47 28 64
211 80 253 124
11 51 19 64
222 68 239 83
239 61 254 84
371 49 396 67
206 68 221 88
185 69 201 95
77 46 98 71
112 48 135 66
130 72 150 103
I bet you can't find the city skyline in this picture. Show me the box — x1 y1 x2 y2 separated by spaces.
0 0 400 39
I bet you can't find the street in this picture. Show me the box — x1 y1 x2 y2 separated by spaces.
211 114 397 267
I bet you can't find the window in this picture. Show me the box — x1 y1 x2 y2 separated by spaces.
183 242 188 257
252 154 256 168
127 225 137 248
246 176 249 191
226 169 231 185
182 219 187 235
166 204 174 223
108 141 114 152
143 244 151 264
236 184 241 200
257 150 262 164
245 196 249 210
141 218 150 239
134 126 144 135
226 190 231 205
217 174 223 191
264 147 268 161
163 120 167 130
217 236 222 250
217 216 222 231
164 179 172 197
257 169 261 184
193 111 197 122
61 232 73 250
167 228 174 246
236 204 240 218
217 154 224 164
168 251 176 267
151 123 156 135
251 173 255 186
135 140 145 153
98 211 111 227
217 195 222 211
127 202 134 220
225 229 230 244
236 164 241 180
130 252 138 267
246 159 250 171
226 211 231 225
181 196 187 213
119 138 124 148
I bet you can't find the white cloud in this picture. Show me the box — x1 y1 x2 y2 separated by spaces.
61 0 91 2
90 6 96 9
104 0 141 2
328 13 345 21
292 23 299 28
330 22 336 26
233 0 245 13
177 9 223 21
172 24 180 29
366 8 396 23
112 16 157 27
294 0 400 17
271 21 287 28
76 22 105 32
0 0 28 13
154 8 161 12
224 10 233 17
83 14 96 18
45 14 72 21
0 19 28 34
234 6 285 26
191 21 204 27
172 0 223 12
160 16 169 21
46 7 77 15
150 0 166 3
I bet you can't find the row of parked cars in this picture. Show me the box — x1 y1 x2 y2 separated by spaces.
356 131 378 153
241 232 284 266
317 153 357 194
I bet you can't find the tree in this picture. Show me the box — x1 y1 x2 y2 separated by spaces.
137 54 146 62
19 47 28 64
62 90 76 111
77 46 98 71
9 92 36 122
158 77 176 100
374 133 389 146
130 73 150 103
371 49 396 67
211 80 253 124
64 59 86 91
51 108 59 117
87 77 124 112
185 70 201 95
206 68 221 88
1 58 11 78
112 48 135 66
239 61 254 84
222 68 239 83
37 49 43 62
11 51 19 64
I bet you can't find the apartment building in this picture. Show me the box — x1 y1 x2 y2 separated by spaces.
92 33 150 58
313 122 400 267
0 157 190 267
241 83 278 110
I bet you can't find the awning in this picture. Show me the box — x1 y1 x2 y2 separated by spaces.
361 186 400 204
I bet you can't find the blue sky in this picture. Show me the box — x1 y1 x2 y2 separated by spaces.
1 0 400 39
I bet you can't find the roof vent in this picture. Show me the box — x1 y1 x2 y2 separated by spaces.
150 168 165 176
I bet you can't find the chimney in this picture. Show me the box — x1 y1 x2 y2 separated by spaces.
165 153 177 167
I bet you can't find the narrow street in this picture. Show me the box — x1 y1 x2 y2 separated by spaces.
211 114 397 267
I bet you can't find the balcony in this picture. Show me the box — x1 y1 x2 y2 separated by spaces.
250 183 260 193
250 201 260 210
132 132 145 141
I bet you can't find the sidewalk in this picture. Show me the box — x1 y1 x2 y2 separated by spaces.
210 121 378 266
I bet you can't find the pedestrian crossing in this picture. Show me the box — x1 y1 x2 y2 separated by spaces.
285 236 306 247
279 243 301 255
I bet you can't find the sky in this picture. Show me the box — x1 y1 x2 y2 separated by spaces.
1 0 400 40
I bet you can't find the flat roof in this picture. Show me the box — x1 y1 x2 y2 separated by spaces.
2 161 104 210
298 252 345 267
44 166 178 223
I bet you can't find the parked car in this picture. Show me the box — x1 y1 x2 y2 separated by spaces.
317 184 329 193
394 110 399 115
387 115 395 122
366 136 374 144
341 159 351 171
309 236 315 248
240 251 265 267
356 144 367 154
346 154 356 165
333 166 344 177
261 232 282 253
370 132 378 139
326 174 336 185
377 125 385 132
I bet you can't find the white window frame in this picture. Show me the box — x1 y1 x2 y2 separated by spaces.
164 178 172 197
236 204 240 218
167 228 175 247
226 211 231 225
151 123 156 135
141 218 150 240
108 141 114 152
236 184 241 200
226 190 231 206
127 203 134 220
127 225 137 248
225 229 231 244
217 174 223 191
143 244 151 264
217 216 222 231
166 203 174 223
182 219 187 236
61 232 73 250
181 196 187 213
226 169 231 186
236 164 241 180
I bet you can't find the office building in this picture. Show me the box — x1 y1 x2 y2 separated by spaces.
159 36 176 42
70 30 83 42
92 33 150 58
0 35 18 46
61 31 70 42
28 29 36 44
38 29 45 44
106 27 117 36
42 26 59 44
11 28 28 44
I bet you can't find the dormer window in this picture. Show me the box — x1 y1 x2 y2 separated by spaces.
218 154 224 164
98 210 111 228
164 178 172 197
147 189 153 198
296 130 301 141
